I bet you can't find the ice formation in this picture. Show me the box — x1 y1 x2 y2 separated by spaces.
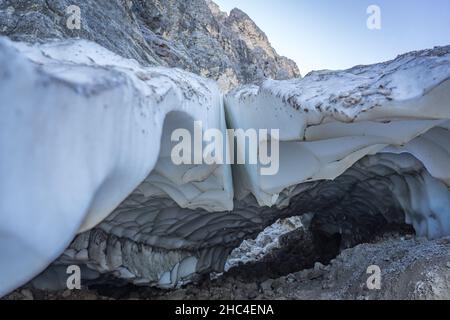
0 37 233 294
1 37 450 296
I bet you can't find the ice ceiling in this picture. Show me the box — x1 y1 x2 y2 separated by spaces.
1 38 449 296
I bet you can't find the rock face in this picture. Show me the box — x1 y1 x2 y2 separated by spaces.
0 0 300 91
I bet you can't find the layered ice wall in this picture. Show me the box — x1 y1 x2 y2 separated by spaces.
1 38 450 295
0 38 232 295
225 47 450 238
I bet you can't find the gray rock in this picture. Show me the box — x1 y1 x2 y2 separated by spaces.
61 290 72 298
0 0 300 91
271 277 285 290
20 288 34 300
260 279 274 292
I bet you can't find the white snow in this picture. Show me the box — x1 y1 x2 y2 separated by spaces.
225 47 450 209
1 38 450 296
0 37 232 296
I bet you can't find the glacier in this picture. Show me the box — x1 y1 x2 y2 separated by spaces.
0 37 450 296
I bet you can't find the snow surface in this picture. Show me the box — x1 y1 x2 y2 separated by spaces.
1 38 450 296
0 37 231 295
225 46 450 208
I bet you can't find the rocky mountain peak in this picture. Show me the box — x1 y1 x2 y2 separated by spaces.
0 0 300 91
205 0 228 20
226 7 276 58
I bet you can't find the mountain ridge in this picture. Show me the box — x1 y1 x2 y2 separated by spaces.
0 0 300 91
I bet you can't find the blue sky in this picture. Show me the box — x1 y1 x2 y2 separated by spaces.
214 0 450 75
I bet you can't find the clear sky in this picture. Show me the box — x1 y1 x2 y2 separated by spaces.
214 0 450 75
